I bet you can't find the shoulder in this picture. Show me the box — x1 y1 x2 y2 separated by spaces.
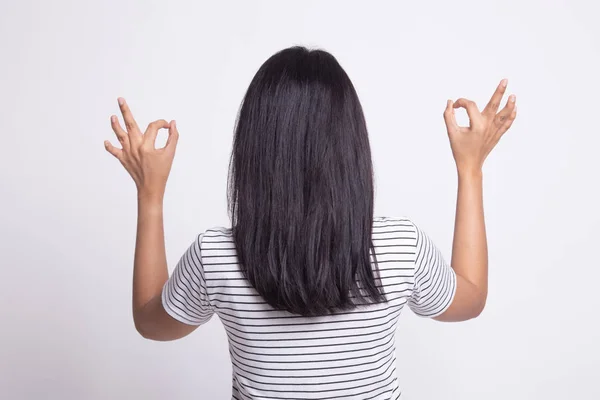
184 227 234 261
371 216 419 301
198 225 235 256
201 226 234 242
372 215 420 260
373 215 418 234
371 215 420 260
196 226 237 273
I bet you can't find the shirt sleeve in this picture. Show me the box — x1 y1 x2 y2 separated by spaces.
161 232 214 326
407 220 457 318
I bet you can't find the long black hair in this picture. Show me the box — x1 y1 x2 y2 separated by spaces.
227 46 384 316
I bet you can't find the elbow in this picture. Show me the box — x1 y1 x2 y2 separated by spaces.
136 326 151 340
471 301 486 319
133 301 160 340
133 314 155 340
134 319 150 339
470 291 488 319
136 322 160 341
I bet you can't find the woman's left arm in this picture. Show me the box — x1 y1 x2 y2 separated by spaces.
104 98 197 341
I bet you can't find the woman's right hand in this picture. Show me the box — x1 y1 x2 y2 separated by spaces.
443 79 517 174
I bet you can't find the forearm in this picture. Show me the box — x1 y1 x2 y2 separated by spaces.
436 80 516 321
133 193 168 316
451 169 488 299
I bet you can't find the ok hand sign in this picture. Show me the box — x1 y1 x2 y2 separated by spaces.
444 79 517 174
104 98 179 200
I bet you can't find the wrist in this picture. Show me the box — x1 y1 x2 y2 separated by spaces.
457 166 483 180
137 189 164 206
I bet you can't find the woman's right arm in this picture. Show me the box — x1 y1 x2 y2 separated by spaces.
434 80 517 322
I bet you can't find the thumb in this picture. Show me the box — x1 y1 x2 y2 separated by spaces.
165 120 180 151
443 100 459 134
144 119 170 148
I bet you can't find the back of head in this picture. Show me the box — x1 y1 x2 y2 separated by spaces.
227 46 383 316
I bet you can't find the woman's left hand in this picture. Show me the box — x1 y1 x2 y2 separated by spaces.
104 98 179 200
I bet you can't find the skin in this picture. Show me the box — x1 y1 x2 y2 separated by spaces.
105 98 197 341
435 79 517 322
104 81 516 340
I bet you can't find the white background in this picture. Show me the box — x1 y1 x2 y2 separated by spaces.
1 0 599 399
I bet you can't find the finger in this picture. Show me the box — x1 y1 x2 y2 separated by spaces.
453 98 481 126
164 120 180 151
144 119 170 148
493 94 516 129
483 79 508 116
497 105 517 137
110 115 129 150
104 140 123 160
118 98 140 134
443 100 460 134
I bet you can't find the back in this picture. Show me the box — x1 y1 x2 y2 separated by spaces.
162 216 457 399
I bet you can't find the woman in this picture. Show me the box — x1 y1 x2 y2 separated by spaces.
104 46 517 399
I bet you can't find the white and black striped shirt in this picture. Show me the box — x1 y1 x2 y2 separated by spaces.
162 216 457 399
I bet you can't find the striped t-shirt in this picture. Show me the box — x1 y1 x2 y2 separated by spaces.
162 216 457 400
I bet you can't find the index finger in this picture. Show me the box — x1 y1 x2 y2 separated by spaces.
453 98 481 120
483 79 508 116
118 98 140 133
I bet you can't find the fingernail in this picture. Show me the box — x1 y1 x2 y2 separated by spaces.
172 120 177 127
110 115 116 122
118 97 124 105
104 140 109 147
509 94 516 102
501 79 508 87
